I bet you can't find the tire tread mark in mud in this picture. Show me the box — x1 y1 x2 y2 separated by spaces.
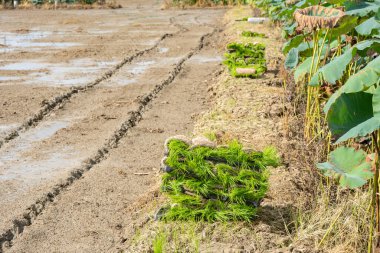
0 27 218 253
0 15 187 150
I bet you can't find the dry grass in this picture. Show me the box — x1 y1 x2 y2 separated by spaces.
291 186 372 253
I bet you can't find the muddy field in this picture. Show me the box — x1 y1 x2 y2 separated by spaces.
0 1 227 251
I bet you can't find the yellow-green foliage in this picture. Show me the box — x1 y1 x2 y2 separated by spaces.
241 31 266 38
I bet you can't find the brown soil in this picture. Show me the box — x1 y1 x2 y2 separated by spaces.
0 3 314 253
0 1 226 251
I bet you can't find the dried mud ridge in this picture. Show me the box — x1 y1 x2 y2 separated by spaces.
0 27 218 252
0 14 190 151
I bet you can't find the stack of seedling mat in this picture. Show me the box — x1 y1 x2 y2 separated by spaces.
223 42 267 78
241 31 266 38
159 136 279 222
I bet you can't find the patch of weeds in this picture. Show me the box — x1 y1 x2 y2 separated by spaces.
160 139 280 222
204 132 217 142
227 97 237 108
236 17 249 21
153 231 166 253
241 31 266 38
223 42 267 78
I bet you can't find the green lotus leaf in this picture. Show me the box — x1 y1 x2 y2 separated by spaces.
317 147 373 189
341 57 380 93
309 39 380 86
338 117 380 143
324 57 380 113
327 91 373 137
297 39 332 58
345 0 380 17
309 47 356 86
285 48 299 69
283 34 304 54
297 41 313 53
327 87 380 143
294 56 317 82
283 22 297 38
337 87 380 143
355 39 380 53
356 17 380 36
330 16 359 38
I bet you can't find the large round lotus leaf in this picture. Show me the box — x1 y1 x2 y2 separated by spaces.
317 147 373 189
327 91 373 137
294 6 345 30
327 87 380 143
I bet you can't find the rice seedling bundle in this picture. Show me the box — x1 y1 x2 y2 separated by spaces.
160 136 279 222
223 42 267 78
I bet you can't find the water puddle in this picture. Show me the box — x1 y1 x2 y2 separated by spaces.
1 121 68 158
190 55 223 63
0 120 72 181
158 47 169 53
0 62 49 71
27 121 69 142
0 124 19 138
0 30 80 53
138 40 157 46
0 76 22 81
0 58 117 87
128 60 155 75
87 29 115 34
102 57 181 87
0 147 79 185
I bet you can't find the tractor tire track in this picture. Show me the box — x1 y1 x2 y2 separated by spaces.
0 14 187 151
0 27 218 252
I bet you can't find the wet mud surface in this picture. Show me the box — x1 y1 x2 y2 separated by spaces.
0 1 225 251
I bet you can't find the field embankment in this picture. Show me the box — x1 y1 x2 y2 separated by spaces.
122 6 318 252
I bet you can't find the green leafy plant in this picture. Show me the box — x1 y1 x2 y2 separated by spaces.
326 88 380 144
251 0 380 250
317 147 373 188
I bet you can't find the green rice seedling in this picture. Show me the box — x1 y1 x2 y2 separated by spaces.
241 31 266 38
160 139 279 222
223 42 267 78
153 231 166 253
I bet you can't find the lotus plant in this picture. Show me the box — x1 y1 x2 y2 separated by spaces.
293 5 345 139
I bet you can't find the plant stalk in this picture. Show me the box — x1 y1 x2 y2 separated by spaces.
372 132 380 250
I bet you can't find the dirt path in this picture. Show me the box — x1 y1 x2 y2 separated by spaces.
0 2 225 252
